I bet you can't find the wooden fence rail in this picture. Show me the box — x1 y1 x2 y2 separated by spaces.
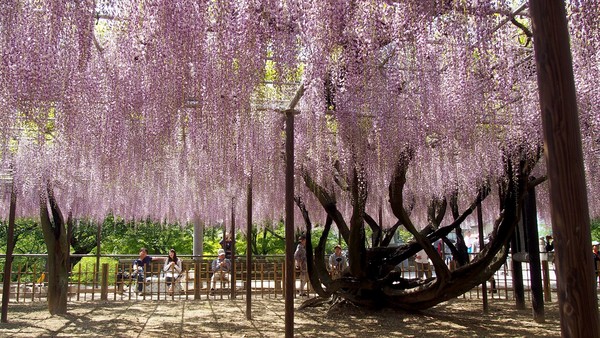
0 254 564 303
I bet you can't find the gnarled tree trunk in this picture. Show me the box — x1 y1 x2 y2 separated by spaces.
40 182 69 315
299 147 540 310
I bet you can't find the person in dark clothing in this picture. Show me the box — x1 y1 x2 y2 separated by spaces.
133 247 160 293
545 235 554 252
455 228 470 267
220 233 233 259
593 245 600 288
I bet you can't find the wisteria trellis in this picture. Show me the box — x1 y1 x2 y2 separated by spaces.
0 0 598 230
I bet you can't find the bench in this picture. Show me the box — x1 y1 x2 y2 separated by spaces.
116 258 172 294
114 258 286 295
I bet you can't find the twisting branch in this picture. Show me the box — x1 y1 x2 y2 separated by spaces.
388 148 413 225
388 150 451 282
315 216 335 292
294 197 330 297
348 165 368 278
511 17 533 38
45 181 65 240
385 184 492 268
427 196 447 229
381 220 403 247
302 168 351 243
528 175 547 188
364 213 382 247
332 160 349 192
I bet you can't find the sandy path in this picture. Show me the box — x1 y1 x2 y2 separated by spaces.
0 297 561 337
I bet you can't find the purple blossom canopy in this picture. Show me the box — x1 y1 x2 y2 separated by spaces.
0 1 598 229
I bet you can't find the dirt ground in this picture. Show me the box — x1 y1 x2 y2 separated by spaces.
0 296 561 337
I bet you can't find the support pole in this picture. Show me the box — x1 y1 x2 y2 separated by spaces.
193 214 204 260
67 217 73 275
529 1 599 335
95 221 101 287
523 183 544 322
1 186 17 323
284 108 295 338
542 260 552 301
476 201 488 313
511 225 526 309
100 263 109 301
231 197 236 299
246 176 252 320
193 213 203 300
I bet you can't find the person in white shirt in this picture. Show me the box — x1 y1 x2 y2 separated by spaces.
415 249 432 279
328 245 348 280
163 248 183 294
211 248 231 293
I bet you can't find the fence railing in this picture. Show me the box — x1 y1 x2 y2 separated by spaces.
0 253 562 303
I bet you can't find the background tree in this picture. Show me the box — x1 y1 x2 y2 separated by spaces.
39 183 68 315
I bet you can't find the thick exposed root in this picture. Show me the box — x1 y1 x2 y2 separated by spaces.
298 296 332 310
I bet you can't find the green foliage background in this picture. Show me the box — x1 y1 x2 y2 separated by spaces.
4 214 598 284
591 217 600 243
0 215 350 282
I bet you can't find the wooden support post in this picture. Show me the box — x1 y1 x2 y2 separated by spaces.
66 217 72 275
100 263 109 300
194 261 200 300
1 186 17 323
511 228 525 309
95 222 101 288
192 214 204 298
284 108 295 338
523 184 544 322
192 213 203 300
476 201 488 313
542 260 551 301
231 197 236 299
246 176 253 319
529 1 599 336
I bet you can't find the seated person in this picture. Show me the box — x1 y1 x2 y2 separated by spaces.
328 244 348 280
163 248 183 293
133 247 160 293
211 248 231 292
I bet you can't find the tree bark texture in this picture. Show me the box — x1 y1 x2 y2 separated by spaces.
529 1 599 336
298 147 533 310
1 186 17 322
40 183 69 315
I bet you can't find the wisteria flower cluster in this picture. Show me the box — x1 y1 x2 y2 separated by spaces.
0 0 598 228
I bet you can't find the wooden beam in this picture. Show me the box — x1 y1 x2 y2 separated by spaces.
246 176 252 320
529 1 599 336
284 108 295 338
1 186 17 323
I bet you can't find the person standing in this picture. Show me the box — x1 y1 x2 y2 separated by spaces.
545 235 554 252
220 233 233 259
539 236 548 262
444 240 454 268
593 245 600 288
163 248 183 294
294 234 308 296
328 245 348 280
415 249 432 280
